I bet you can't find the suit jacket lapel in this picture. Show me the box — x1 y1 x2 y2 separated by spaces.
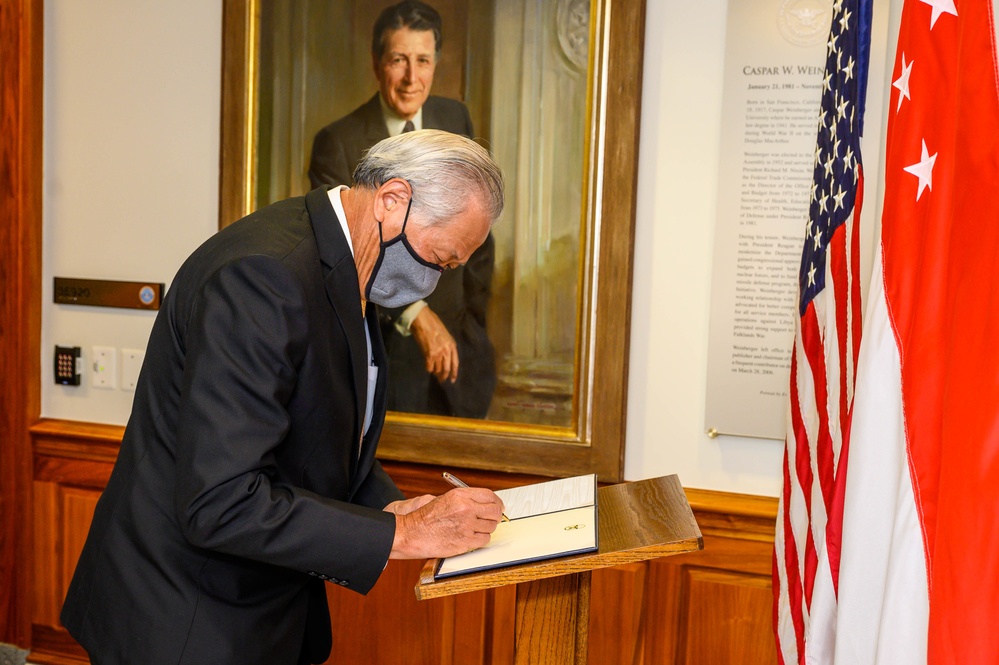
352 303 389 496
361 94 390 150
305 187 367 467
421 97 443 130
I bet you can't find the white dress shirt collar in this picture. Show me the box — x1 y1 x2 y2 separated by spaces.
326 185 354 256
378 94 423 136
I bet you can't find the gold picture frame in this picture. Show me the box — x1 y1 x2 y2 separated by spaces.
218 0 644 482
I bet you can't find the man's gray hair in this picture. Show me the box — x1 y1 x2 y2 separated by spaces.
352 129 504 227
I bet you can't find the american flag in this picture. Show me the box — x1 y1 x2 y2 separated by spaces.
773 1 872 663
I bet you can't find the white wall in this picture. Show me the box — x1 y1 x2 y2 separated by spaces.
625 0 785 495
42 0 222 423
626 0 896 495
44 0 890 499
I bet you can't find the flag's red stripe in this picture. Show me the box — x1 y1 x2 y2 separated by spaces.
826 394 852 598
799 305 834 612
850 172 864 377
829 218 849 439
779 437 806 662
790 317 821 611
827 174 864 595
772 551 787 665
800 304 836 519
823 216 851 594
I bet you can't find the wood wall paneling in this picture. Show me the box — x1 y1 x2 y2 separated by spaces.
326 560 452 665
29 427 114 665
682 568 776 665
588 563 647 665
641 533 778 665
24 421 779 665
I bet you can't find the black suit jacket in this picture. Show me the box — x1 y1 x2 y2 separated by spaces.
308 93 474 190
309 94 497 418
61 187 405 665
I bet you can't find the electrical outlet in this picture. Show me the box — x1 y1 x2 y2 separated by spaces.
92 345 116 389
121 348 145 392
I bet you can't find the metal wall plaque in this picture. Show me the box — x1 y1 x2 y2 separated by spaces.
53 277 164 310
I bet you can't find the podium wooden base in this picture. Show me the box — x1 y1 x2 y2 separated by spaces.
416 475 703 664
513 571 590 664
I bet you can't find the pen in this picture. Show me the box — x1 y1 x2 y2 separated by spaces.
442 472 510 522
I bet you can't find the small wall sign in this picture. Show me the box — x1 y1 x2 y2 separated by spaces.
54 277 164 310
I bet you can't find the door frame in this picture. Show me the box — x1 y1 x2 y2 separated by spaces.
0 0 43 647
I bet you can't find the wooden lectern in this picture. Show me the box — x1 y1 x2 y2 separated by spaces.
415 474 703 664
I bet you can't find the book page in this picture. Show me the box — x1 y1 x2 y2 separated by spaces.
435 505 597 578
495 474 596 519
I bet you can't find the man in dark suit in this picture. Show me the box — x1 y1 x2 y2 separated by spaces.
309 0 497 419
60 130 506 665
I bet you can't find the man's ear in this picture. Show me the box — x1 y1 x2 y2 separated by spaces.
373 178 413 230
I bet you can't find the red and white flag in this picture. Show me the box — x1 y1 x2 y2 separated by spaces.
834 0 999 662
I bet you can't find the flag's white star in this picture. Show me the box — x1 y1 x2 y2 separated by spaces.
824 155 835 178
833 186 846 211
808 262 817 287
822 72 833 93
827 31 840 55
839 8 853 32
919 0 957 29
843 56 855 82
819 192 830 213
843 145 854 172
813 227 823 250
837 97 850 120
903 139 937 201
893 53 914 112
811 181 818 201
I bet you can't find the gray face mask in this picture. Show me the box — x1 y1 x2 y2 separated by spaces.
365 198 444 308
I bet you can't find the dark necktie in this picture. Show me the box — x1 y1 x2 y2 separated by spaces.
403 120 415 133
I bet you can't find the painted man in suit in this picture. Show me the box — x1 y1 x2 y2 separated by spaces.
309 0 497 419
61 130 506 665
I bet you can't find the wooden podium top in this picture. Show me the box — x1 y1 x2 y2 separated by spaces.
415 474 703 600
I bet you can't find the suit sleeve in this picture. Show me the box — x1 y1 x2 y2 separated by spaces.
438 232 497 417
353 461 406 508
309 125 353 189
459 232 494 330
460 102 474 138
173 255 394 594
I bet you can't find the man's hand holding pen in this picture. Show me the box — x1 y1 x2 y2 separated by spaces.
384 478 506 560
443 472 509 522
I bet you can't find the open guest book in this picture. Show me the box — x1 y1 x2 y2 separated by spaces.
434 474 598 579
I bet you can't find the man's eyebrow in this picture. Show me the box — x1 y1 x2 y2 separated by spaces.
387 48 433 56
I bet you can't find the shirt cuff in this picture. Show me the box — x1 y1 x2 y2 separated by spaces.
394 300 428 336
